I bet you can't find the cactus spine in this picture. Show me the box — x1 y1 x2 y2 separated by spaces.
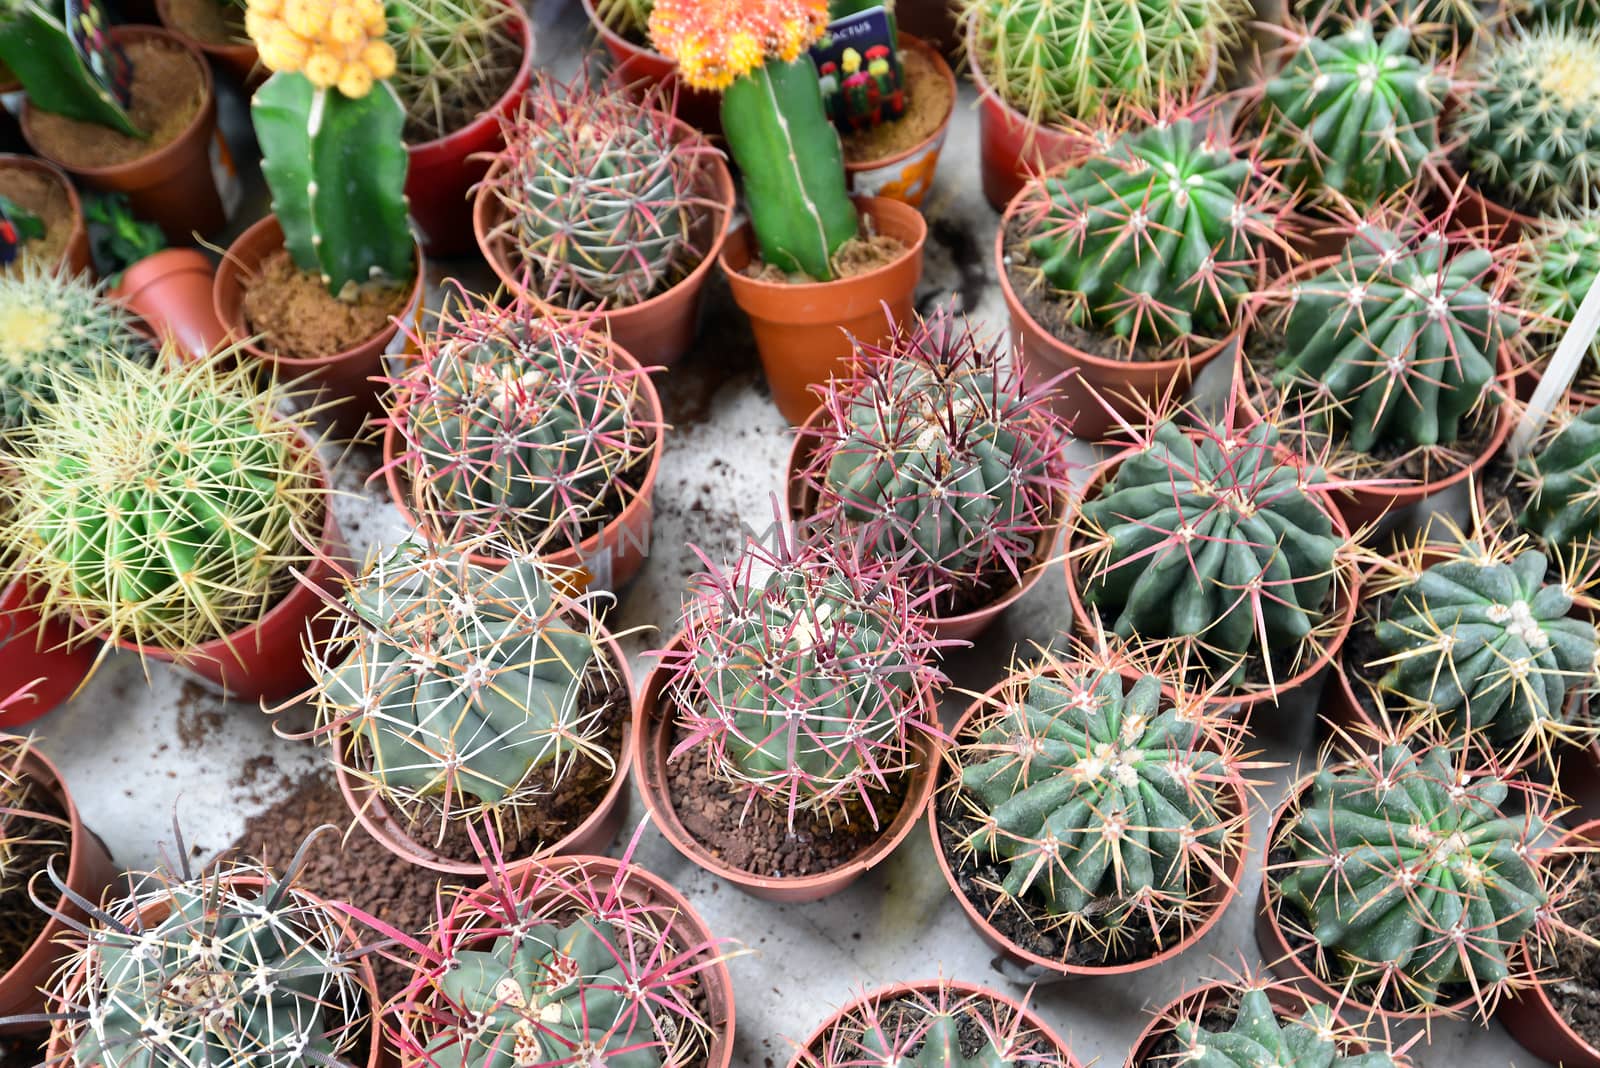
804 983 1062 1068
1174 989 1398 1068
387 0 519 142
1517 213 1600 368
1517 404 1600 554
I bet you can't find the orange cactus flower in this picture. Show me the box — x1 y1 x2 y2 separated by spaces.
648 0 830 92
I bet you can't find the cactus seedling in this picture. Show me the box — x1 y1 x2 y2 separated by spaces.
799 306 1070 616
387 0 519 143
800 982 1069 1068
1173 988 1399 1067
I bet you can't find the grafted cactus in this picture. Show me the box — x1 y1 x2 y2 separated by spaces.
1518 405 1600 553
1174 988 1399 1067
387 0 519 142
1517 213 1600 368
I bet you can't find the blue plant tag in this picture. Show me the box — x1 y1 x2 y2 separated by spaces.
808 6 905 135
66 0 134 110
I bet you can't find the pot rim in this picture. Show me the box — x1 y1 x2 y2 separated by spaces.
718 194 929 298
578 0 673 66
407 2 534 157
153 0 257 61
840 34 958 175
0 154 87 277
1123 978 1373 1067
1506 819 1600 1064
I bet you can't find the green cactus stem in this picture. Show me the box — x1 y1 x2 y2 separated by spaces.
1518 404 1600 554
1174 989 1398 1068
0 0 143 136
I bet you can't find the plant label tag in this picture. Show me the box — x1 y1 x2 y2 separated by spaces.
809 6 905 136
66 0 134 109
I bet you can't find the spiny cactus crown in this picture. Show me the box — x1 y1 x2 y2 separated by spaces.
803 983 1068 1068
662 531 946 828
592 0 653 37
802 307 1069 615
1517 213 1600 366
1021 115 1275 356
388 0 520 142
1297 0 1504 56
1174 988 1399 1068
1454 24 1600 217
1518 404 1600 555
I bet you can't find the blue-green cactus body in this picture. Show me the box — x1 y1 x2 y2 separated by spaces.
1175 989 1397 1068
865 1014 1017 1068
1519 405 1600 553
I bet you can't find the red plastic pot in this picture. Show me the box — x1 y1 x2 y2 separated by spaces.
0 575 98 728
332 614 636 876
927 672 1249 979
405 7 533 257
578 0 723 135
381 341 665 593
1125 980 1379 1065
213 215 425 438
20 27 236 243
474 115 735 368
721 196 928 425
0 155 90 277
110 248 227 362
0 743 119 1032
153 0 261 88
841 35 957 210
784 405 1064 641
634 631 940 903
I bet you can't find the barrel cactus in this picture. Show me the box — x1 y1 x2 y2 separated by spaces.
1174 988 1399 1067
387 0 520 142
804 983 1067 1068
1 351 324 652
1453 24 1600 217
1296 0 1505 55
1517 213 1600 369
659 531 946 827
800 306 1069 616
1018 116 1275 357
1259 22 1446 208
1518 404 1600 554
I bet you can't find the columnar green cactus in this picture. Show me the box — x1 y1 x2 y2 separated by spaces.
1454 25 1600 217
1260 22 1445 208
1273 225 1510 454
1375 548 1598 749
1021 116 1272 355
0 0 143 136
387 0 519 142
1517 213 1600 367
1174 989 1398 1068
1517 405 1600 553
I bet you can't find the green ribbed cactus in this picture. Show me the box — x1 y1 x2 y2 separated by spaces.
1518 404 1600 553
1174 989 1398 1068
1022 117 1271 355
388 0 519 142
0 0 143 136
1260 22 1445 208
806 983 1054 1068
1273 226 1509 454
0 264 148 438
1517 214 1600 367
1298 0 1504 55
864 1016 1010 1068
1454 25 1600 217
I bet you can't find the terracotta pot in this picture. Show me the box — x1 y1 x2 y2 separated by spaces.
45 875 386 1067
1063 453 1359 718
153 0 260 88
1124 980 1374 1066
578 0 723 135
927 674 1249 979
20 27 236 243
0 155 90 277
841 35 956 210
788 979 1082 1068
332 615 637 876
213 214 425 438
0 743 119 1033
380 344 665 593
109 432 350 703
110 248 226 362
405 7 533 258
0 575 98 728
634 631 940 903
784 405 1064 641
997 186 1247 443
474 116 735 368
1430 158 1539 248
721 196 928 425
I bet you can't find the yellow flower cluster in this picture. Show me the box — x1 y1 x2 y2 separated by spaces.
648 0 829 93
246 0 398 99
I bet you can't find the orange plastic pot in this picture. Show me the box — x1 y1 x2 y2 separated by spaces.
154 0 261 87
967 24 1092 212
927 673 1249 979
784 405 1063 641
0 575 98 728
213 214 424 438
406 7 533 257
578 0 722 135
841 35 956 210
332 614 636 876
110 248 227 362
474 116 735 368
20 27 235 243
721 196 928 425
0 155 90 277
1125 981 1375 1066
634 631 940 903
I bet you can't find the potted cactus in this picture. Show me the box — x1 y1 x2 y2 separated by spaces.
300 539 637 874
789 979 1082 1067
213 0 423 436
1514 213 1600 404
998 109 1283 441
647 0 928 424
155 0 258 86
1064 414 1360 713
1512 403 1600 564
927 643 1253 977
1299 0 1509 56
579 0 724 133
0 350 347 701
472 71 736 367
0 154 89 277
635 524 948 902
786 304 1072 640
382 294 664 591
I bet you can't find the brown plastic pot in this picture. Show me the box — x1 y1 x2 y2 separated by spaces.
0 155 90 277
1124 980 1376 1066
153 0 260 87
1430 158 1538 248
721 196 928 425
474 116 735 368
406 6 533 257
788 979 1082 1068
0 743 118 1033
332 614 637 876
213 214 425 438
380 342 665 593
784 405 1064 641
927 673 1249 979
0 574 98 729
110 248 227 362
20 27 234 243
634 631 940 904
841 35 956 210
578 0 723 135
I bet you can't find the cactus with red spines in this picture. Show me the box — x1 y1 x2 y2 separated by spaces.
798 981 1069 1068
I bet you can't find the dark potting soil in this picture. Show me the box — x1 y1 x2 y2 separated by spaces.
27 38 205 168
164 0 246 46
0 784 69 974
839 45 952 164
744 212 907 285
0 167 73 276
243 248 410 361
402 26 522 144
0 1032 42 1068
808 993 1061 1063
1141 991 1240 1064
1532 855 1600 1050
662 718 910 879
